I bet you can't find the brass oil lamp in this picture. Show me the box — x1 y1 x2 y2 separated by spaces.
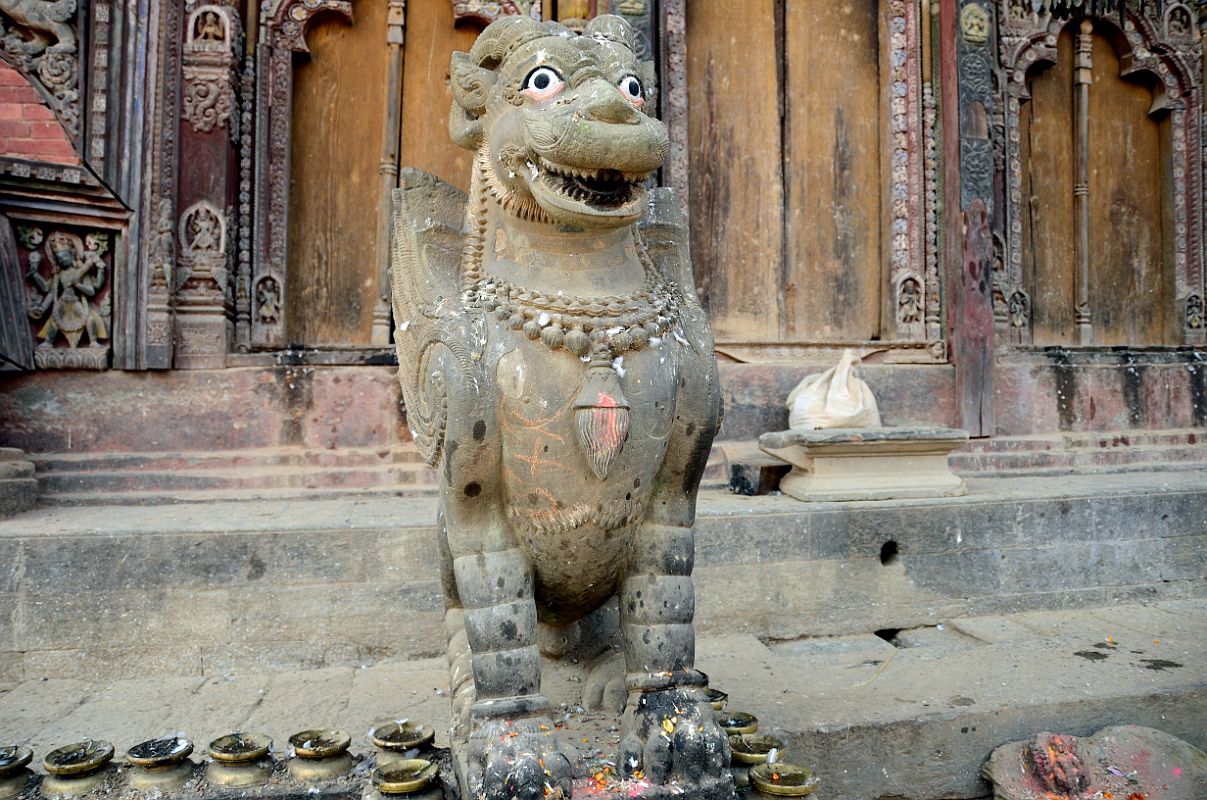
369 722 435 769
0 747 34 800
125 736 194 792
205 733 272 787
371 759 439 797
40 740 114 797
287 729 353 781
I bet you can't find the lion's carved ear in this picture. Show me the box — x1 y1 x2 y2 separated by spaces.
448 51 496 150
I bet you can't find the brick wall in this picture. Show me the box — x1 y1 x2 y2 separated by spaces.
0 59 78 165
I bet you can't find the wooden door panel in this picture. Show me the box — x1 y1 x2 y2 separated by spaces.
686 0 784 342
287 2 389 346
784 0 882 341
1022 27 1076 346
1086 26 1170 346
401 0 478 192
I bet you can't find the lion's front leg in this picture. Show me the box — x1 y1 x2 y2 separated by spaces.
617 523 730 787
452 547 573 799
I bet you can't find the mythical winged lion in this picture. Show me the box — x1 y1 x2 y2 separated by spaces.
390 14 730 800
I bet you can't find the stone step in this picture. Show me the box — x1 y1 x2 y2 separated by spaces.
1 471 1203 683
31 444 428 473
1 600 1202 800
949 441 1207 474
38 462 437 495
28 445 437 504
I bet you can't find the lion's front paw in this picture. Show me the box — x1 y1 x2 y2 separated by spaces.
468 718 574 800
618 688 730 785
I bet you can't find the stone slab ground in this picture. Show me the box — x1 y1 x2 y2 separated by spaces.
0 601 1203 800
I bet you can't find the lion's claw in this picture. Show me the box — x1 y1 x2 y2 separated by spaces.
468 718 574 800
619 688 730 785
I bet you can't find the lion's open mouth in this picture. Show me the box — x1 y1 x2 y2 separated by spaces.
536 157 650 209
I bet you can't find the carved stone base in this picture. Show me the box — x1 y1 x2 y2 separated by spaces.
33 345 109 370
759 427 968 502
0 448 37 518
174 305 231 369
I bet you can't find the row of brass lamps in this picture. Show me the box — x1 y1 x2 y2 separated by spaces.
0 720 440 800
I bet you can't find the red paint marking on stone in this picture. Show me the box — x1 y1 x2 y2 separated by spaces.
596 393 618 408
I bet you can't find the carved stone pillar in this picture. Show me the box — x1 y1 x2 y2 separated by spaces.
174 3 242 369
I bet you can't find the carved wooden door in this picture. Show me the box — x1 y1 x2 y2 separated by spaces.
286 2 390 347
1020 21 1175 346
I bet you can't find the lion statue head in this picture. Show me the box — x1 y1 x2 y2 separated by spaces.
448 14 668 228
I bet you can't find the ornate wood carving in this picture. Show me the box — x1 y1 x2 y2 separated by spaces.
0 0 81 140
235 58 255 351
251 0 353 349
141 1 184 369
450 1 541 26
997 1 1205 344
889 0 929 343
13 220 116 370
182 5 238 136
174 1 242 368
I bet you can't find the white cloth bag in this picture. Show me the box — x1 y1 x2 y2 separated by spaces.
787 349 882 430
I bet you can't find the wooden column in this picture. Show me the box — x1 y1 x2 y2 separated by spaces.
173 5 242 368
1072 18 1093 344
942 0 996 437
373 0 407 345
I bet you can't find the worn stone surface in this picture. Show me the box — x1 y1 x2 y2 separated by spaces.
0 448 36 517
0 470 1204 681
1 602 1203 800
984 725 1207 800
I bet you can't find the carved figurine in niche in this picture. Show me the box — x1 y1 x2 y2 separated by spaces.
0 0 77 56
186 205 221 253
194 9 226 43
1166 4 1192 37
256 277 280 325
391 15 729 800
24 228 110 350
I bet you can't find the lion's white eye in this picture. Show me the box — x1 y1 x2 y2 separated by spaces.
522 66 565 101
618 75 643 103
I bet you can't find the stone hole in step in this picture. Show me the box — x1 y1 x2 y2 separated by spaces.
874 628 902 646
879 540 899 566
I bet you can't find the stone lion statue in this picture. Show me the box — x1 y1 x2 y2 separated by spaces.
390 14 730 800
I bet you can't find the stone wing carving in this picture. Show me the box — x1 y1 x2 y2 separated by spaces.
639 186 707 323
390 168 468 466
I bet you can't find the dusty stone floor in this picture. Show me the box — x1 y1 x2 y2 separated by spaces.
1 600 1204 800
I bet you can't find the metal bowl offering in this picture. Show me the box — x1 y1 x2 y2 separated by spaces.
370 722 435 752
126 736 193 768
207 732 272 764
749 762 819 796
373 759 439 795
717 711 759 735
43 740 114 776
289 729 351 760
704 687 728 710
728 733 784 765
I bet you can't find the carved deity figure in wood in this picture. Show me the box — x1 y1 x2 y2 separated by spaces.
24 228 109 349
390 14 730 800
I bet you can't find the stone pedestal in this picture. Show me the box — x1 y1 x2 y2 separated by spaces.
759 427 968 502
0 447 37 517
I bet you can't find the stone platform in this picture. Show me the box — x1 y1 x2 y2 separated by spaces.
1 470 1204 680
1 600 1203 800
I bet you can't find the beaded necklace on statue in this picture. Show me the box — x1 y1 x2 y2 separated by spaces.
462 152 683 361
460 151 684 479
